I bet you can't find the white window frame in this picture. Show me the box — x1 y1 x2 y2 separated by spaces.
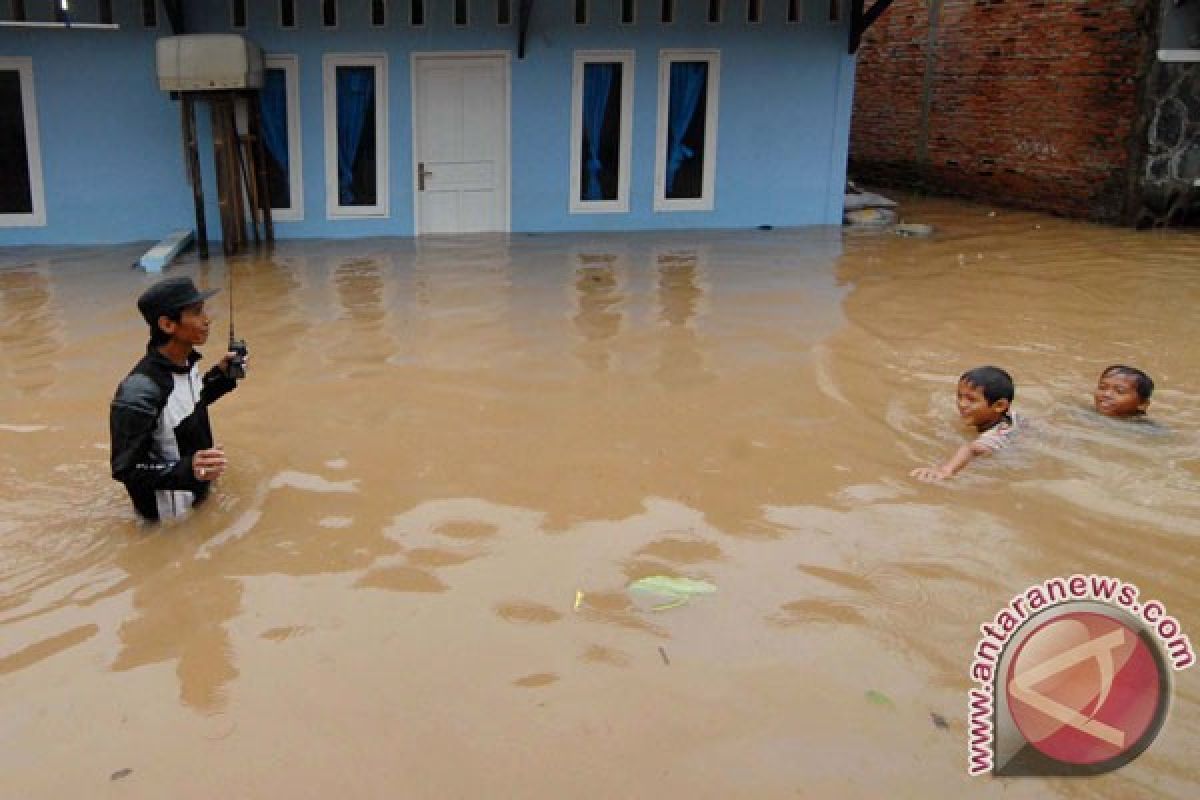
262 55 304 222
654 50 719 213
570 50 634 214
230 0 247 30
370 0 388 28
321 0 339 30
323 54 389 219
0 57 46 228
279 0 298 29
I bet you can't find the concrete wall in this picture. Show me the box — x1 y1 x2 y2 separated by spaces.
849 0 1155 223
0 0 857 245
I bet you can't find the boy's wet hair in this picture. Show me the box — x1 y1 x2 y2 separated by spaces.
959 366 1014 405
1101 365 1154 401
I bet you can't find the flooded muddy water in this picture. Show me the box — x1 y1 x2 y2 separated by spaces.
1 197 1198 798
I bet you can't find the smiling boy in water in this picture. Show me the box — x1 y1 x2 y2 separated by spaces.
911 366 1019 482
1094 365 1154 419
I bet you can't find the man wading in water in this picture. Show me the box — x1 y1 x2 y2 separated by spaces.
110 276 243 521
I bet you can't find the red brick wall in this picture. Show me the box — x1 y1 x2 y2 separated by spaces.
850 0 1157 222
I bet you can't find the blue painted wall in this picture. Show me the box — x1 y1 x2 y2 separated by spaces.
0 1 855 244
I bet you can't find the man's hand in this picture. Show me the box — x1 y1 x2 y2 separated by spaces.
192 447 227 482
216 351 248 375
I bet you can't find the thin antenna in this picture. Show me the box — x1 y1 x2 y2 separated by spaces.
228 259 236 340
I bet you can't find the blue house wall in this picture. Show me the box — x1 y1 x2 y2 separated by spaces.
0 1 856 245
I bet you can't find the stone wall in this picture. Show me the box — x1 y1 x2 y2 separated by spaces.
1136 61 1200 227
849 0 1163 224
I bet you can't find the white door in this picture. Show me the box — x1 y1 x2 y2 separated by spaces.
412 54 509 234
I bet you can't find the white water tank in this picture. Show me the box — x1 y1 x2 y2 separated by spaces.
156 34 263 91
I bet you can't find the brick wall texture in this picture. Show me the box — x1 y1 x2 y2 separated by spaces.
849 0 1159 223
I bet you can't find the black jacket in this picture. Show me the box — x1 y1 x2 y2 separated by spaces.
110 345 237 521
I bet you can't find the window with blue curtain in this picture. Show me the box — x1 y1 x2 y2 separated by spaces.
665 61 708 200
335 66 377 207
580 62 623 203
259 68 291 209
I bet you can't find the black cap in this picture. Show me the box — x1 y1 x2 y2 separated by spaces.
137 276 219 326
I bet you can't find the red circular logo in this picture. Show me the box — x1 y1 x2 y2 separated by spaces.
1005 611 1165 766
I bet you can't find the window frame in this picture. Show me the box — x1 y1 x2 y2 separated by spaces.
569 50 634 215
746 0 762 25
279 0 298 29
262 55 304 222
454 0 469 26
653 49 720 213
370 0 388 28
0 57 46 228
322 53 389 220
230 0 248 30
707 0 721 25
141 0 158 29
321 0 339 30
619 0 635 26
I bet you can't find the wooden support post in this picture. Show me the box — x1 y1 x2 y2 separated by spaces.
234 108 260 246
226 99 247 251
247 93 275 242
210 95 236 257
180 94 208 259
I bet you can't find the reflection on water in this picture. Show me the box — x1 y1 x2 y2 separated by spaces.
655 249 711 386
0 202 1198 798
571 251 624 372
0 263 62 396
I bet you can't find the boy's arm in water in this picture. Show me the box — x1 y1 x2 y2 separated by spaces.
910 441 992 482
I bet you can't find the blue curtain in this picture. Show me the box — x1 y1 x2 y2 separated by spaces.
582 63 616 201
336 67 374 205
666 62 706 195
259 69 289 173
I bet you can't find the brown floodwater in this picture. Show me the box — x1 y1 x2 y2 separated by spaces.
1 197 1197 798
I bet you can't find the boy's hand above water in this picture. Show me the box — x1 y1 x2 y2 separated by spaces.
910 443 975 483
910 465 952 482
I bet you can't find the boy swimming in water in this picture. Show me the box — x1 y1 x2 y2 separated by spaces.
1094 365 1154 419
911 366 1019 482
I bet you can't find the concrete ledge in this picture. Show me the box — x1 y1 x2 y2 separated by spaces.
0 22 119 30
139 230 194 273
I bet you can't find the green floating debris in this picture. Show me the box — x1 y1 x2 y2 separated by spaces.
865 689 895 708
628 575 717 611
